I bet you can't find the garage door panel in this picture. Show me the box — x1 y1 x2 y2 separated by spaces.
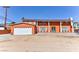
14 28 32 35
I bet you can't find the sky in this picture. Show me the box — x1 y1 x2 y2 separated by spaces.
0 6 79 23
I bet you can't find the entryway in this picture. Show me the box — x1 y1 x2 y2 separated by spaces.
51 27 56 32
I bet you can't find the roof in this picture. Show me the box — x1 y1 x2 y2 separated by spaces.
22 18 72 22
10 23 35 26
37 19 71 22
74 22 79 24
0 24 4 27
22 18 36 22
0 25 4 27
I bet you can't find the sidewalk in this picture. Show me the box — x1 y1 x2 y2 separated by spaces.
0 34 11 41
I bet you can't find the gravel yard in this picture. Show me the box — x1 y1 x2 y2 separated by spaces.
0 33 79 52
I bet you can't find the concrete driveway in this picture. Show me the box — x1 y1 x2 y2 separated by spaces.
0 33 79 52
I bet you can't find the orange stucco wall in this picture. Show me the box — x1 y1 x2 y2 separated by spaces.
62 22 71 26
62 22 72 32
37 21 72 33
50 22 60 26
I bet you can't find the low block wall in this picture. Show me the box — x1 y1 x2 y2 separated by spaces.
0 30 11 34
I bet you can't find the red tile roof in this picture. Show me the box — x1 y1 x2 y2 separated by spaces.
22 18 72 22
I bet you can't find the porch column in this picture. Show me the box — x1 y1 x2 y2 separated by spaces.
60 21 62 32
36 20 38 33
69 17 74 32
48 21 50 32
71 21 74 32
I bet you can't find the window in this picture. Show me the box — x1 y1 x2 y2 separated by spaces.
62 27 68 32
73 23 77 27
77 24 79 29
77 26 79 29
40 27 47 32
77 24 79 26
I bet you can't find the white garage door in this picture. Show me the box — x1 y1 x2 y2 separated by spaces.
14 28 32 35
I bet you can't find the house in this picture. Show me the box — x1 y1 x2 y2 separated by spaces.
10 18 74 35
22 18 73 33
0 24 11 34
0 25 4 30
73 22 79 32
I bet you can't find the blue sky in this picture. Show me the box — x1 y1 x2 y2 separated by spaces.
0 6 79 23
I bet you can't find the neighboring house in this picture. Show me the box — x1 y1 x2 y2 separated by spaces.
0 24 11 34
73 22 79 32
0 23 12 30
0 25 4 30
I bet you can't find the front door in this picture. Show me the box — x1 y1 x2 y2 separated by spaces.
51 27 56 32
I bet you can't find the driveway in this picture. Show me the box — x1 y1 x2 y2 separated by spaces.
0 33 79 52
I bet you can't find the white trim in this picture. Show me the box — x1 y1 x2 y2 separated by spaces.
48 21 50 32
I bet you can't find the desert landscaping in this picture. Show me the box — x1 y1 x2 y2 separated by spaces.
0 33 79 52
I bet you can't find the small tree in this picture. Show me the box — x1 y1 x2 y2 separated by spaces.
11 21 16 25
